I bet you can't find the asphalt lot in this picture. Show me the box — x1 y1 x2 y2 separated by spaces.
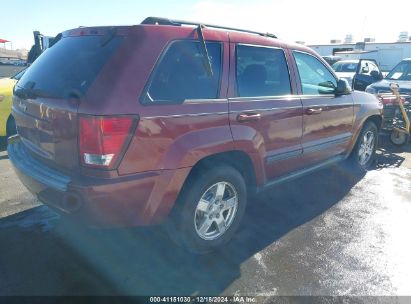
0 64 25 78
1 64 411 298
0 137 410 297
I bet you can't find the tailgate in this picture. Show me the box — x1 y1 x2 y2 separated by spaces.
12 31 124 173
12 95 80 172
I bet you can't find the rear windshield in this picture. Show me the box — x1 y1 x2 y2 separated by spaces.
17 35 123 98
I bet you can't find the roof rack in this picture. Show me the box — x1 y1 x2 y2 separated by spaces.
141 17 277 39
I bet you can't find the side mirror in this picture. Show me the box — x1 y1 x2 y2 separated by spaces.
336 79 352 95
370 70 383 80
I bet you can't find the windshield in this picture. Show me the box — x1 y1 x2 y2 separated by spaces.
332 61 358 72
386 60 411 80
17 35 123 98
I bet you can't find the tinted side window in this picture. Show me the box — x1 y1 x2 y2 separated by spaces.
236 45 291 97
144 41 222 104
293 51 337 95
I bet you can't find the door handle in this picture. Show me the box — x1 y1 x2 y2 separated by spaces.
237 112 261 122
306 108 323 115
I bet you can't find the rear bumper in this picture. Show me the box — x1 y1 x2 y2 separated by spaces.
7 135 191 227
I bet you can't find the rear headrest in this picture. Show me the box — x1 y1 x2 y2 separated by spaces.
242 64 267 83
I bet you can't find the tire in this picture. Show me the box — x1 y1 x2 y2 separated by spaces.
6 116 17 138
390 129 409 146
351 121 378 169
168 165 247 254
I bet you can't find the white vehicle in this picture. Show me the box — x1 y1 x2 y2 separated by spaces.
332 59 383 91
332 60 359 85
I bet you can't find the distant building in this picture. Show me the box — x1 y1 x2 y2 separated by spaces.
344 34 353 44
364 37 375 43
309 41 411 71
0 47 28 60
398 31 409 42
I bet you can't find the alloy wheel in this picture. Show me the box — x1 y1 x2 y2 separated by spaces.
194 182 238 241
358 130 375 165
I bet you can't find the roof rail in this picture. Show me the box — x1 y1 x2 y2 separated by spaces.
141 17 277 39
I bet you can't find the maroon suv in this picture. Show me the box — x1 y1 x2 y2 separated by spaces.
8 17 382 253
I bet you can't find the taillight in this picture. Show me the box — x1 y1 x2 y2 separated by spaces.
379 96 406 106
79 115 135 169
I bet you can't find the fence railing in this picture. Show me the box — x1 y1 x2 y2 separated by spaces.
0 47 27 59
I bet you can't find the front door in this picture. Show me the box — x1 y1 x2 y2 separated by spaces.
291 51 354 165
352 59 383 91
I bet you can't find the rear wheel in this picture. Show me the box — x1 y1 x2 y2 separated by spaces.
351 121 378 169
169 165 247 254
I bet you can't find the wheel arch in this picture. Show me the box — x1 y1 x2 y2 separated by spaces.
347 114 382 157
364 114 382 130
176 150 258 207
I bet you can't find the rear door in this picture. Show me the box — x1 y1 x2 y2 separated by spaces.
291 50 354 164
228 43 304 182
352 59 383 91
13 32 123 172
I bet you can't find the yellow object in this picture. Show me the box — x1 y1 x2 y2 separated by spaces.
390 84 410 136
0 77 18 136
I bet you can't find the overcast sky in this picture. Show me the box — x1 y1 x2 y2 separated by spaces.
1 0 410 49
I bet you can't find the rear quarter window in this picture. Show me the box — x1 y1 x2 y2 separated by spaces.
141 40 222 104
17 35 123 98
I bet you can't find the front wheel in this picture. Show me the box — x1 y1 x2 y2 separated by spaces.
169 165 247 254
351 121 378 169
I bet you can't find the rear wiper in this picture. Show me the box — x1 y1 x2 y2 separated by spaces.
64 88 83 99
14 86 33 99
196 25 213 77
14 85 58 99
14 82 35 99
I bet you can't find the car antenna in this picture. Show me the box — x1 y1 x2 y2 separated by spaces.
196 24 213 77
49 33 62 48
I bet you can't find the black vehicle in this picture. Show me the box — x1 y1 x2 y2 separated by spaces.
365 58 411 95
352 59 384 91
332 59 383 91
